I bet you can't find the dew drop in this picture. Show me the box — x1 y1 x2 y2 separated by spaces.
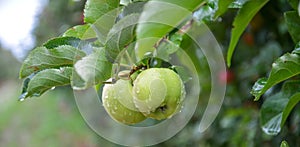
32 93 41 97
114 106 118 110
19 92 28 101
72 86 85 90
181 105 184 110
262 113 282 135
50 87 56 90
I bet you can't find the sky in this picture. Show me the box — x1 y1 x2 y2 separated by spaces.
0 0 47 60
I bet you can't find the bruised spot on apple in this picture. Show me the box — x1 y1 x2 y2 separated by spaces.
133 68 185 120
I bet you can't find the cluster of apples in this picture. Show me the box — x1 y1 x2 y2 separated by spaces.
102 68 186 125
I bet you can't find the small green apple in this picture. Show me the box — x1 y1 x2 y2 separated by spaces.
102 79 146 124
132 68 185 120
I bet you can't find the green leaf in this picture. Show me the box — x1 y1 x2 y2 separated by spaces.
92 8 123 44
19 46 86 78
63 24 96 40
280 140 290 147
136 0 204 59
20 67 73 99
227 0 269 67
43 37 82 49
285 11 300 43
105 13 140 62
83 0 122 44
251 51 300 101
214 0 234 18
19 74 35 100
83 0 120 24
260 80 300 135
260 92 287 135
74 48 112 89
118 1 146 19
281 93 300 126
155 0 204 11
156 33 182 61
71 69 87 90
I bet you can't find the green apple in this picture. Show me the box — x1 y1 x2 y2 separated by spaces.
132 68 185 120
102 79 146 124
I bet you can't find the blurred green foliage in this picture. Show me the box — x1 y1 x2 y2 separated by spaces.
34 0 85 46
0 48 20 80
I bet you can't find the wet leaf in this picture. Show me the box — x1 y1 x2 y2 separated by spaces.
63 24 96 40
19 46 86 78
260 80 300 135
74 47 112 89
84 0 120 24
227 0 269 66
105 13 140 62
91 8 122 44
19 74 35 101
281 93 300 128
117 1 146 20
156 33 182 61
21 67 73 99
260 93 286 135
136 0 204 59
251 49 300 101
43 37 82 49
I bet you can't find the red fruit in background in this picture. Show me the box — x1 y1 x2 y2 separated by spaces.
242 32 254 46
218 70 234 84
80 12 84 24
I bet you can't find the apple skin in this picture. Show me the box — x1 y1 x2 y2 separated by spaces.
132 68 185 120
102 79 146 125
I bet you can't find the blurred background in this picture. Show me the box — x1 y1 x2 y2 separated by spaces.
0 0 299 146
